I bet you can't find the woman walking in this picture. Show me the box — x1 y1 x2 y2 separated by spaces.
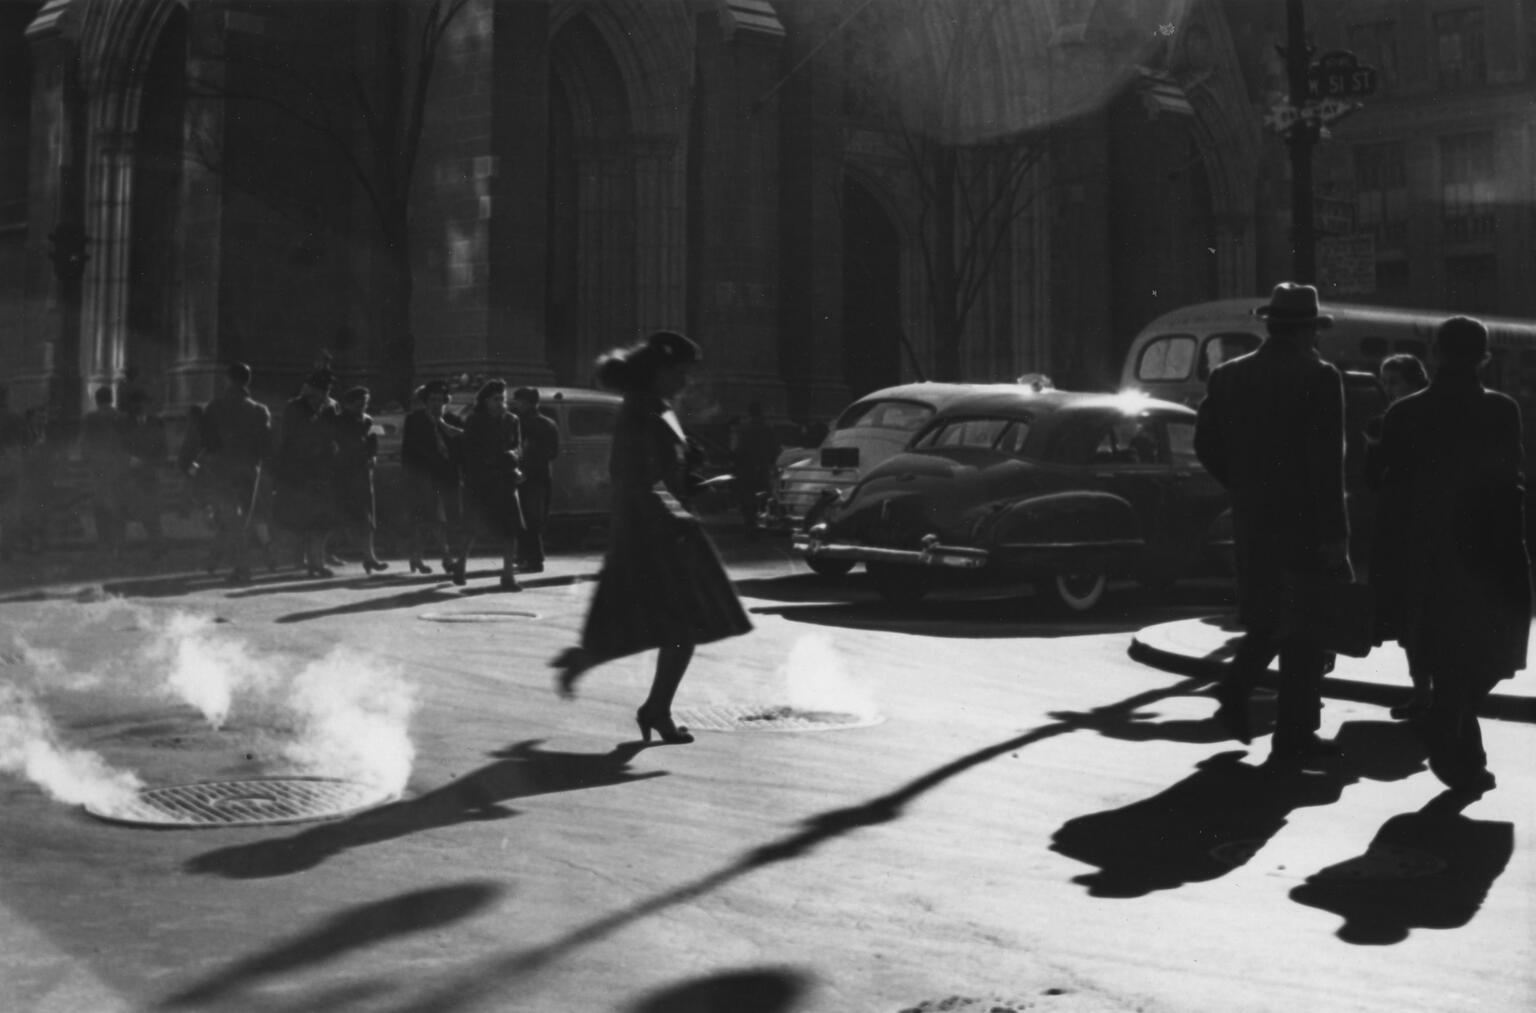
401 380 462 574
552 331 753 744
1365 353 1432 719
452 379 525 591
332 386 389 573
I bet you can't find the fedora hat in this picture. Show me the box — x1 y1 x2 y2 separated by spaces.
1254 282 1332 327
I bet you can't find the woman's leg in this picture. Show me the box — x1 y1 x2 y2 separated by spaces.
643 643 695 716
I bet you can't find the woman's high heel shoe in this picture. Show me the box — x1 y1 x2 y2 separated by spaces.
448 558 467 586
550 648 594 700
636 707 693 745
409 560 432 574
363 558 390 574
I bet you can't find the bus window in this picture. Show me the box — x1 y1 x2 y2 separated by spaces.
1360 336 1389 359
1135 334 1197 382
1197 332 1261 380
1392 339 1427 358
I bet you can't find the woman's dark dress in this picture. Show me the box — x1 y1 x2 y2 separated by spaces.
401 408 461 526
460 408 524 539
580 392 752 658
273 397 338 533
332 410 378 530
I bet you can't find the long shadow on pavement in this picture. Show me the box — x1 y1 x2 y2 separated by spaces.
626 967 813 1013
1049 719 1428 899
357 674 1266 1012
159 881 505 1009
184 741 657 879
1290 789 1514 945
271 572 599 623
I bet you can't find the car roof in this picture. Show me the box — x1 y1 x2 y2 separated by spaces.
925 387 1192 427
846 381 1009 408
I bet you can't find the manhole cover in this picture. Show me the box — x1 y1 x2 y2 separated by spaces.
418 609 541 622
670 704 883 733
83 776 397 828
1311 844 1446 881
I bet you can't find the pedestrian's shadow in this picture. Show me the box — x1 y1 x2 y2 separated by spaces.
1050 720 1428 898
158 881 504 1009
625 967 813 1013
184 740 659 879
273 583 467 622
1289 789 1515 945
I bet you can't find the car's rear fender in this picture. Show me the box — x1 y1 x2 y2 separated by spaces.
981 490 1144 567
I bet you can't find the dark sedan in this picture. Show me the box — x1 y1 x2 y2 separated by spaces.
793 388 1230 612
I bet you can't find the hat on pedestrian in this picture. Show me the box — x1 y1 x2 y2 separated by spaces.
340 385 370 405
416 379 451 401
644 330 702 365
303 367 336 391
1254 282 1333 328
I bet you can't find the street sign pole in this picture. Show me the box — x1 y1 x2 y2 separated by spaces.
1285 0 1317 284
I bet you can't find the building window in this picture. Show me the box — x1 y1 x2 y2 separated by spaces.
1434 8 1486 89
1355 141 1407 248
1441 132 1497 239
1346 21 1397 91
1444 253 1498 313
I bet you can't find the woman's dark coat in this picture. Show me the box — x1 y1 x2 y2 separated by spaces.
401 408 461 525
580 392 752 659
1372 373 1531 678
272 396 338 533
331 409 378 530
459 407 524 539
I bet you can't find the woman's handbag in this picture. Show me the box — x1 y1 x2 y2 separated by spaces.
1278 570 1376 658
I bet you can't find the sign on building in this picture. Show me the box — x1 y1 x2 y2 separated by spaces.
1318 233 1376 295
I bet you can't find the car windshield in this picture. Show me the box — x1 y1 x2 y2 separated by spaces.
836 399 934 433
911 415 1031 455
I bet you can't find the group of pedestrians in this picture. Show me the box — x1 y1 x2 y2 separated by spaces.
1196 282 1530 797
177 364 561 588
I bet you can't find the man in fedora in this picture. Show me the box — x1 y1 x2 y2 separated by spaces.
1194 282 1351 770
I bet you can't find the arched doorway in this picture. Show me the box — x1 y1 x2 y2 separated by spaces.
125 5 185 406
546 14 634 386
841 176 902 395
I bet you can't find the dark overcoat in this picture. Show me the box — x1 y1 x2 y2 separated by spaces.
1373 374 1531 678
272 397 338 533
460 408 524 539
580 392 752 659
401 408 461 525
1194 337 1349 627
202 388 272 508
331 410 378 530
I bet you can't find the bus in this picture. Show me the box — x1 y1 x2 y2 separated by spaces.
1120 297 1536 407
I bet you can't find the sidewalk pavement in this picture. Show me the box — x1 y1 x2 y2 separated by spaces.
1131 614 1536 720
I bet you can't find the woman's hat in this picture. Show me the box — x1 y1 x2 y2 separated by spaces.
645 330 702 364
1254 282 1333 327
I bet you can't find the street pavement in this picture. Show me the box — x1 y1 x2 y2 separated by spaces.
1 526 1533 1013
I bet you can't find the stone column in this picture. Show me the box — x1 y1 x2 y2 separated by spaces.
633 135 688 339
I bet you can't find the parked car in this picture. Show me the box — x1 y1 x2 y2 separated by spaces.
373 386 624 539
761 382 998 573
794 388 1231 612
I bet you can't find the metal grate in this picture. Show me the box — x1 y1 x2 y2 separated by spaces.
671 704 883 733
418 609 541 623
83 776 397 828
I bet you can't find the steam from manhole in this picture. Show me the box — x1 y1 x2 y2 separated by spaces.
671 704 883 733
83 776 398 828
418 610 541 623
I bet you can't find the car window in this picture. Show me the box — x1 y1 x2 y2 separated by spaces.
836 399 935 432
1165 419 1200 468
1135 334 1197 382
567 405 618 437
1197 331 1261 380
912 416 1017 451
1080 415 1164 465
996 419 1032 456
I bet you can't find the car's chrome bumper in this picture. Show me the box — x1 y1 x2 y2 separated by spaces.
793 528 990 570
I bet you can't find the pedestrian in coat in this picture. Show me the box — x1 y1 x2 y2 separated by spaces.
1372 316 1530 796
1194 282 1351 769
401 380 462 574
116 388 167 554
80 385 125 555
451 379 525 591
200 362 273 584
551 330 754 745
273 369 340 577
731 401 780 535
332 386 388 573
510 387 560 574
1364 353 1431 719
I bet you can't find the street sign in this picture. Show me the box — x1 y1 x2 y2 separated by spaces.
1308 50 1378 99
